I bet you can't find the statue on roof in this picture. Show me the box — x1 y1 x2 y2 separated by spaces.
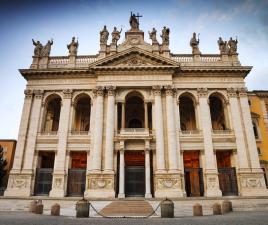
32 39 43 57
129 12 142 30
217 37 228 54
161 26 170 45
41 39 53 57
228 37 238 55
111 27 122 45
190 32 201 54
67 37 79 56
100 25 109 45
149 28 158 44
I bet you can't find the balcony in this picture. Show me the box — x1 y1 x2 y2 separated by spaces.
118 128 150 139
212 129 236 149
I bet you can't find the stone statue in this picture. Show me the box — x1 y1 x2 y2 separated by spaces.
129 12 140 30
100 25 109 45
111 27 122 45
228 37 238 54
149 28 158 44
217 37 228 54
67 37 79 56
190 32 201 54
32 39 43 57
161 26 170 45
41 39 53 57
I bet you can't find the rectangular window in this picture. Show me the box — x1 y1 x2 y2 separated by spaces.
257 148 262 155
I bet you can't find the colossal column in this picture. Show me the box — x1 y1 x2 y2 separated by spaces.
164 86 178 171
152 86 165 172
50 89 72 197
91 87 104 171
104 86 116 172
197 88 222 197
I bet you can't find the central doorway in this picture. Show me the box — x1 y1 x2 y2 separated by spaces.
125 151 145 197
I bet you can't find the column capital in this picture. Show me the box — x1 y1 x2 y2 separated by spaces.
238 87 248 97
152 85 162 96
93 86 105 96
106 85 116 96
164 85 176 96
33 90 44 99
62 89 73 99
227 88 238 97
197 88 208 97
24 89 33 99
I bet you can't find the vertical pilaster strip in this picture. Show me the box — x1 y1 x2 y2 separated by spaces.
91 87 104 171
144 102 148 129
165 86 178 171
12 90 33 172
145 148 152 198
197 88 221 197
104 86 116 172
118 144 125 198
121 102 125 129
22 90 43 172
238 88 262 171
152 86 166 172
174 91 182 171
227 88 250 170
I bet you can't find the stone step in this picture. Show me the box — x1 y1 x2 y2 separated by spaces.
99 200 155 217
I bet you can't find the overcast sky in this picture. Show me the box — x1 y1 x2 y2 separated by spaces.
0 0 268 139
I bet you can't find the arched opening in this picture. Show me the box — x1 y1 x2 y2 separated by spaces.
125 93 144 128
209 94 227 130
179 95 197 131
73 95 91 132
43 95 61 132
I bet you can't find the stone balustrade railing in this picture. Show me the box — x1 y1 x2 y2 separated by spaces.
180 130 201 135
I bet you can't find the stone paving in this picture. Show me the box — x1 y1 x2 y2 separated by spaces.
0 211 268 225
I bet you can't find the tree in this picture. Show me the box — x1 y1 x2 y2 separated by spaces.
0 145 7 187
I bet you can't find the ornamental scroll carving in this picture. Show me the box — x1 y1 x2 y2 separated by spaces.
157 178 181 189
89 178 113 189
8 176 30 189
241 177 265 188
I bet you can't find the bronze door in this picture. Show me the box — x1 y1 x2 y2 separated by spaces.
34 168 53 195
218 167 238 196
67 169 86 196
125 166 145 197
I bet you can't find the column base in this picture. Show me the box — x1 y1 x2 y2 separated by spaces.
154 172 184 198
204 173 222 197
238 172 268 196
84 172 115 199
4 173 33 197
49 173 66 197
118 193 125 198
145 193 152 198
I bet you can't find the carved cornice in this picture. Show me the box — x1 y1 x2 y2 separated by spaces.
197 88 208 97
24 89 33 99
33 90 44 99
63 89 73 99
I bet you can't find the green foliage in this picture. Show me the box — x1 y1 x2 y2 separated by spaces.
0 145 7 186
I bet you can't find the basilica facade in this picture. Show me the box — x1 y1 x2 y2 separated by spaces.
5 16 268 199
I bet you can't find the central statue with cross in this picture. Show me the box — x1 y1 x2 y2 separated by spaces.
129 12 142 30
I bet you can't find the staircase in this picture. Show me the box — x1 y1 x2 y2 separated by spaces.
99 200 156 217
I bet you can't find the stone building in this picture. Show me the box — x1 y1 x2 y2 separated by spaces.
248 91 268 186
4 15 268 199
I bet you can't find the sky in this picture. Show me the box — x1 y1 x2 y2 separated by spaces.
0 0 268 139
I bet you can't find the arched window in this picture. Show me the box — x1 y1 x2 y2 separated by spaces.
73 95 91 132
209 94 228 130
125 93 145 128
179 94 197 131
43 95 61 132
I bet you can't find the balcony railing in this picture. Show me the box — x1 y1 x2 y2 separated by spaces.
69 130 90 135
38 131 58 135
180 130 201 135
212 129 233 134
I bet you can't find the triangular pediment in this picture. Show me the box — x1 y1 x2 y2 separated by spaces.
89 47 179 70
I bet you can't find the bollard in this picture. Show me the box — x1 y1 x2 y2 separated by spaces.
212 203 222 215
222 200 232 214
193 203 203 216
161 198 174 218
51 203 60 216
29 200 37 213
76 198 90 218
35 200 43 214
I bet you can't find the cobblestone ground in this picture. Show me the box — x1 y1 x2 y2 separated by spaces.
0 211 268 225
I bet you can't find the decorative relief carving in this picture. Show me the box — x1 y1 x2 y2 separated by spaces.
89 178 113 189
241 177 265 188
207 177 218 190
63 89 73 99
53 177 63 189
157 178 181 189
197 88 208 97
8 175 30 189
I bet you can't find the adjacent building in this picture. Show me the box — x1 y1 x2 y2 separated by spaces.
4 15 268 198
